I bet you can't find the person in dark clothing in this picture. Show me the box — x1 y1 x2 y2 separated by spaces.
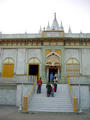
51 83 54 97
46 82 51 97
37 77 42 93
53 77 58 92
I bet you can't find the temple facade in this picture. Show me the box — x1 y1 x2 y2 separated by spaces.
0 13 90 83
0 14 90 109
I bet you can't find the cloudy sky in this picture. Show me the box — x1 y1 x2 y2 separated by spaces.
0 0 90 34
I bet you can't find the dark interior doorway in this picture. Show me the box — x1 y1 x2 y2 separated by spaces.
49 67 58 82
29 64 39 79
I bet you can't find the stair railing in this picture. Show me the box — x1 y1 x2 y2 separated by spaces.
67 74 78 112
22 76 37 112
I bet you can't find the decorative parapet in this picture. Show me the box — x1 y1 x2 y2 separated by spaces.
42 30 64 38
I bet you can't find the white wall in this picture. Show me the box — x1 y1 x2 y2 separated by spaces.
16 49 26 74
0 87 16 105
81 49 90 75
16 85 32 106
71 85 90 109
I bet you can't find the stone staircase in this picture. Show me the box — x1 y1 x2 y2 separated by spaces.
28 84 73 112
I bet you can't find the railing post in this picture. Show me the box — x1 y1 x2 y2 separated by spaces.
22 96 28 112
22 76 37 112
74 98 78 112
67 74 78 112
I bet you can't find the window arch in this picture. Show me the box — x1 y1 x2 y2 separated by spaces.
3 57 14 64
28 57 40 64
66 58 80 74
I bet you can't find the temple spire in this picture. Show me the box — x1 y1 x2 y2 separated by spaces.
51 12 59 30
54 12 56 20
68 25 72 33
60 21 64 30
39 26 42 33
46 22 51 30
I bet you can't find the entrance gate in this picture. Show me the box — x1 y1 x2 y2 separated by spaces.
45 52 61 82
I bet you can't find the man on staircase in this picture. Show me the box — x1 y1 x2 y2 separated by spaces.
37 77 42 94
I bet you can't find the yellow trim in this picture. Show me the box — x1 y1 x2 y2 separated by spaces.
42 31 44 37
16 74 28 76
28 77 37 97
22 77 37 112
67 74 78 112
69 75 90 77
66 70 80 72
62 31 64 37
46 50 51 55
55 50 61 55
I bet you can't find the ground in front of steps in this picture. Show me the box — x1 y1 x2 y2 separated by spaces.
0 106 90 120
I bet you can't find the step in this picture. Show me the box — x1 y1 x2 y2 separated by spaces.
28 84 73 112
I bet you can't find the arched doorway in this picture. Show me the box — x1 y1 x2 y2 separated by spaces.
66 58 80 75
28 58 40 80
2 58 14 78
46 52 61 82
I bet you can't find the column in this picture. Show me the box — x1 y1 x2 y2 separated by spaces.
61 48 66 83
41 47 46 83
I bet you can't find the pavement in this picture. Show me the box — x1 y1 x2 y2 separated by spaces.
0 106 90 120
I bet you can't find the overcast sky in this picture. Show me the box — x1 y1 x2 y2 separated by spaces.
0 0 90 34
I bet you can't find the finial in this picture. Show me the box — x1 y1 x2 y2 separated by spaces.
61 21 62 26
60 21 64 30
25 30 27 34
43 27 45 31
80 30 82 34
54 12 56 20
39 26 42 33
68 25 72 33
46 22 51 30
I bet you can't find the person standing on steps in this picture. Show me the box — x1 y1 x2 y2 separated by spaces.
55 72 58 83
46 82 51 97
50 72 53 83
51 83 54 97
37 77 42 94
53 76 58 92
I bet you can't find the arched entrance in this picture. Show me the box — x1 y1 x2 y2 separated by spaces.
2 58 14 78
28 58 40 80
46 52 61 82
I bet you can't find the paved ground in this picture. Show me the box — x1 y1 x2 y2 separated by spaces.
0 106 90 120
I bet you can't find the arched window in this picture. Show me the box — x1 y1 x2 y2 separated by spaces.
66 58 80 75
